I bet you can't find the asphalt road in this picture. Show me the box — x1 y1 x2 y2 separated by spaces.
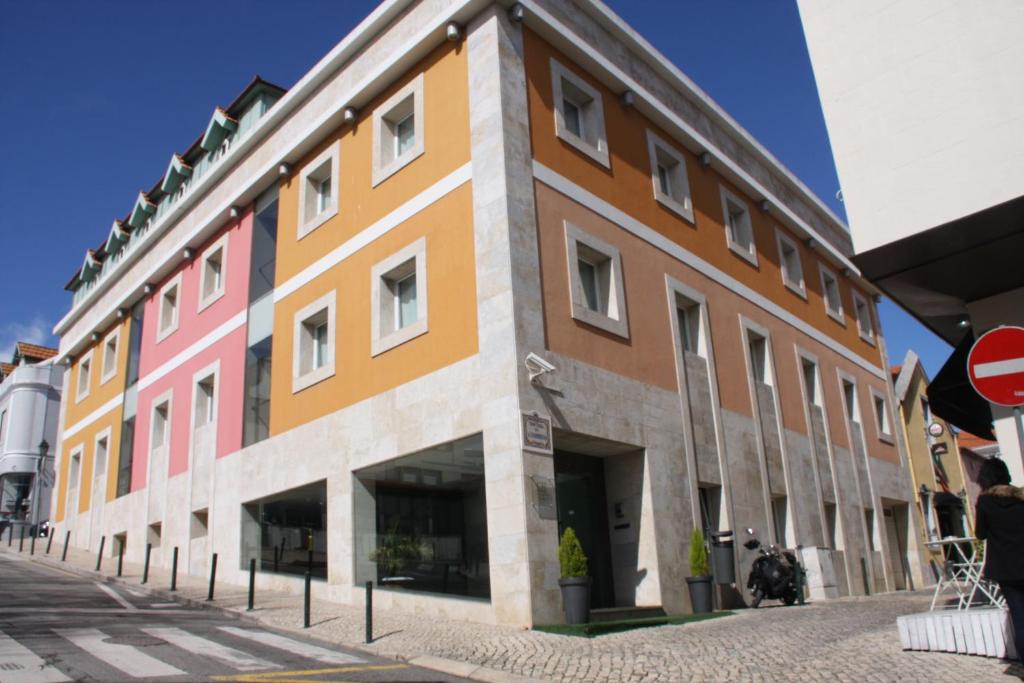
0 553 469 683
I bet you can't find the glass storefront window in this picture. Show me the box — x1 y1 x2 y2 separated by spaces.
0 473 33 521
354 433 489 600
241 480 327 580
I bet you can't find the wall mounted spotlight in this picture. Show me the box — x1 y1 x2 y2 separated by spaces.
804 238 817 250
445 22 462 41
90 332 101 343
842 267 853 278
229 206 241 220
620 90 636 108
698 152 712 169
183 247 195 260
758 199 770 213
143 283 155 295
957 317 971 329
872 294 882 304
509 3 525 23
63 356 73 366
278 163 291 177
116 307 128 320
342 106 358 124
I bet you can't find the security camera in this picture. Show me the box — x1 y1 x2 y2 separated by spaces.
525 352 556 384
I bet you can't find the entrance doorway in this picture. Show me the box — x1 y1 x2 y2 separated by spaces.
883 503 909 591
554 451 615 609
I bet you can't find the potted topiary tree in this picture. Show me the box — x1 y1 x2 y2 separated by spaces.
558 527 591 624
686 527 713 613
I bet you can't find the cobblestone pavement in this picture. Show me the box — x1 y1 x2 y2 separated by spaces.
10 544 1022 682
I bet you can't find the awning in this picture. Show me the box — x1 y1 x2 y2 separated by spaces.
927 332 995 440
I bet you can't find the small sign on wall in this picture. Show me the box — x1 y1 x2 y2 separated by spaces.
522 411 553 454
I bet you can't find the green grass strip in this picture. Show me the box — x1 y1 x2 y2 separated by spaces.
533 611 733 638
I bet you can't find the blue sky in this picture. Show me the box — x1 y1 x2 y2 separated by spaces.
0 1 951 375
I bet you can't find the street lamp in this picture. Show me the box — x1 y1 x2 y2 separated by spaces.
919 484 936 542
31 439 50 533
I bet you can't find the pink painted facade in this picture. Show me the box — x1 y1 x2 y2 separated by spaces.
130 208 253 490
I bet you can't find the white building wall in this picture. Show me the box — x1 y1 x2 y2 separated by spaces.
798 0 1024 254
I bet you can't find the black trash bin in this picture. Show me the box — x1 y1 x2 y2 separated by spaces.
710 530 735 584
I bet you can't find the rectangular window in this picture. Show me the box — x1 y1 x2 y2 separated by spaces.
152 400 170 449
100 328 119 384
801 358 819 406
646 130 694 222
747 330 769 385
76 353 92 402
371 238 428 356
242 337 272 447
772 496 789 547
194 374 216 428
156 274 182 342
720 187 757 266
819 265 844 323
241 480 327 580
776 230 806 297
871 389 892 441
116 416 135 498
198 236 228 311
292 290 335 392
825 502 841 549
550 59 609 167
864 508 876 551
842 379 859 423
674 292 703 358
852 291 875 343
297 144 339 239
354 433 489 599
565 222 628 339
372 74 425 186
94 436 108 488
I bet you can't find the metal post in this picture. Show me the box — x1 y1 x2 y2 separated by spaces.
170 547 178 591
365 581 373 643
117 541 124 577
207 553 218 601
6 525 11 546
19 526 25 552
273 545 279 573
30 533 36 556
307 549 313 574
793 545 806 606
142 543 152 584
61 530 70 561
46 531 54 554
247 558 255 611
96 536 106 571
303 572 311 628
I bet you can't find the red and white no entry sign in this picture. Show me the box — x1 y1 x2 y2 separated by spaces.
967 325 1024 407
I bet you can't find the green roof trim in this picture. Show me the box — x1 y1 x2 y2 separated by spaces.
128 192 156 229
161 155 193 194
200 107 238 152
79 250 101 283
103 220 129 255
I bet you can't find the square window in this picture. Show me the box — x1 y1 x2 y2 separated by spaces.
198 235 228 311
297 143 340 239
372 74 425 187
646 131 694 222
550 59 610 168
76 351 93 402
852 291 875 343
100 328 119 385
565 222 628 338
819 265 845 323
156 273 183 342
719 187 757 266
371 237 428 356
775 230 806 298
292 290 336 393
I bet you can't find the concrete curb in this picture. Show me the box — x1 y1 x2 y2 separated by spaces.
4 547 546 683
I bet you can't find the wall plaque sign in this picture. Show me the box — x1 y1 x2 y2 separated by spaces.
522 412 553 454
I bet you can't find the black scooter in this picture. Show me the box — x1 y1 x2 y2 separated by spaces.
743 528 799 608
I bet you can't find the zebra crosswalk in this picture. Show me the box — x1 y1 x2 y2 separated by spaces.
0 625 367 682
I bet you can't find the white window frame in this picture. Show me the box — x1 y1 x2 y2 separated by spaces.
818 264 845 325
371 237 429 356
149 390 173 453
197 234 229 312
565 221 629 339
191 361 220 431
869 386 894 444
852 290 875 345
372 74 425 187
550 58 610 168
156 272 183 343
75 349 94 403
719 186 758 266
92 426 112 501
66 445 84 517
297 142 340 239
99 327 120 385
292 290 337 393
646 130 694 222
775 229 806 298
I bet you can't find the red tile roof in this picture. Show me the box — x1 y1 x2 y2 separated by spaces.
0 362 15 377
958 431 997 451
15 342 57 361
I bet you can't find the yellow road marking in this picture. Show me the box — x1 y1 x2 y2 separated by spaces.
211 663 409 682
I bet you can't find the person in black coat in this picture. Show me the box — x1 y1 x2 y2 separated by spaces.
974 457 1024 661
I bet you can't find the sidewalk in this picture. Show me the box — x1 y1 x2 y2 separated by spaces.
4 541 1020 682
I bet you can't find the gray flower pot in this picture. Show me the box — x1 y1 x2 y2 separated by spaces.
559 576 591 624
686 575 713 614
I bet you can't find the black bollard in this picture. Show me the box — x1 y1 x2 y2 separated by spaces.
30 533 36 556
247 558 256 611
207 553 218 601
96 536 106 571
117 541 124 577
365 581 373 644
6 525 11 547
46 531 54 554
19 526 25 552
142 543 152 584
308 549 313 574
303 572 311 628
170 547 178 591
61 530 70 561
273 545 279 573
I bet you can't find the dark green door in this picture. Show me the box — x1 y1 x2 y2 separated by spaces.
554 451 615 609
